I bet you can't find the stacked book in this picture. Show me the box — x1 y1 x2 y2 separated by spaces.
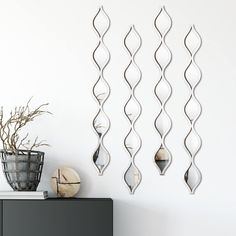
0 191 48 199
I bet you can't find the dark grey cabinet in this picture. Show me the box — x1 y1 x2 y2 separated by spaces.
0 198 113 236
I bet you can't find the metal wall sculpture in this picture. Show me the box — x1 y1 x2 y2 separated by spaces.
92 7 111 175
123 26 142 194
153 7 172 175
91 6 203 195
183 25 202 194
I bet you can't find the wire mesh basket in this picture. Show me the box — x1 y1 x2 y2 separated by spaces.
1 149 44 191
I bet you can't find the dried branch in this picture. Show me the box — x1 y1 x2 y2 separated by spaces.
0 98 51 154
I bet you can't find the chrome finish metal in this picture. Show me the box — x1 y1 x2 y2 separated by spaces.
183 25 202 194
123 26 142 194
92 6 111 175
153 7 172 175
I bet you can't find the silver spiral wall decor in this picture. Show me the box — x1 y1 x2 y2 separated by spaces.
183 25 202 194
153 7 172 175
123 26 142 194
92 6 111 175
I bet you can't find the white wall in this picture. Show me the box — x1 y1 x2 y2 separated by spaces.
0 0 235 235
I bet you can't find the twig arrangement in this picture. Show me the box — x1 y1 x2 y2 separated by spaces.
0 98 51 154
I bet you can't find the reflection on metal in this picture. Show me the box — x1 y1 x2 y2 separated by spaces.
123 26 142 194
183 25 202 194
153 7 172 175
92 6 111 175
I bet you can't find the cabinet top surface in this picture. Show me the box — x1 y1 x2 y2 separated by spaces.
1 198 113 201
47 198 112 201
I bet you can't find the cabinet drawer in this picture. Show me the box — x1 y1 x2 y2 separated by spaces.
2 199 113 236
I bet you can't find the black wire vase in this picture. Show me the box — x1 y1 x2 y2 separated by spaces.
1 149 44 191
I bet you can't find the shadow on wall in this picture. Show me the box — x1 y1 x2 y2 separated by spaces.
114 200 170 236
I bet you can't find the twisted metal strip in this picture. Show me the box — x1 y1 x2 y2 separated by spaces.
153 6 172 175
92 6 111 175
183 25 202 194
123 26 142 194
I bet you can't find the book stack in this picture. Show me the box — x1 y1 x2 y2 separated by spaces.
0 191 48 200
